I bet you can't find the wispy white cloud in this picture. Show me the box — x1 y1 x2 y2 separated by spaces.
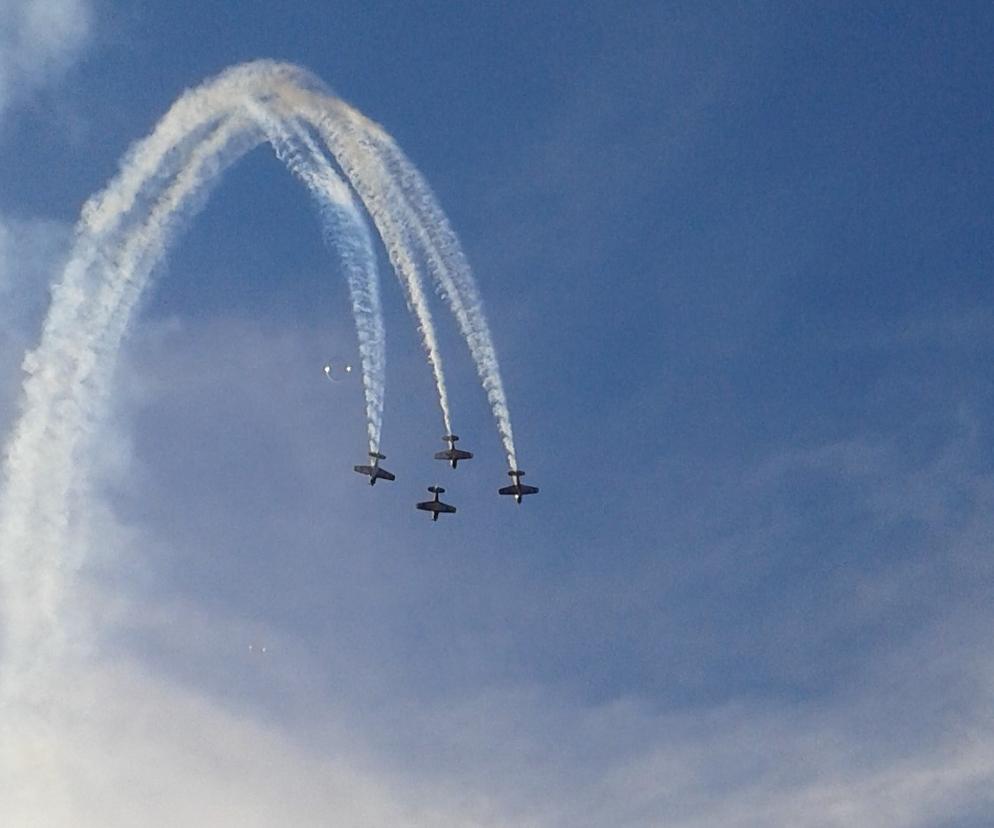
5 570 992 828
2 659 486 828
0 0 92 120
3 315 990 827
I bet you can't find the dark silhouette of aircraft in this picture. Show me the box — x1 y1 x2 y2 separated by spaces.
499 470 539 504
353 452 395 485
416 486 457 521
434 434 473 469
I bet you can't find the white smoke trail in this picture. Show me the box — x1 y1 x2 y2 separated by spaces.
242 99 385 452
75 60 448 438
0 61 522 686
278 88 455 437
366 138 518 469
0 74 379 680
0 118 258 682
77 61 495 453
280 85 516 467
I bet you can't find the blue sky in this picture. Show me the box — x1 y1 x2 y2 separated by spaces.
3 2 994 825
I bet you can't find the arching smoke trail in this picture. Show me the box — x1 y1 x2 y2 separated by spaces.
276 90 455 436
0 117 260 679
362 137 518 469
74 61 447 444
278 85 516 466
75 70 387 454
0 76 381 677
242 100 385 452
0 61 522 683
373 143 518 469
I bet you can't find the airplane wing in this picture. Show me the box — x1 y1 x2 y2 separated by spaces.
499 484 539 496
438 503 456 513
435 449 473 461
416 502 432 511
374 468 396 481
354 464 373 475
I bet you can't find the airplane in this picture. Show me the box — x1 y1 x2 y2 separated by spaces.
353 451 395 485
416 486 457 521
434 434 474 469
499 470 539 504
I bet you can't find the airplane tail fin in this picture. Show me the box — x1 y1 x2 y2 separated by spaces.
369 451 386 460
442 434 459 444
428 486 445 494
508 469 524 478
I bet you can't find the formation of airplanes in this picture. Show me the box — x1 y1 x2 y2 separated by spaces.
353 435 539 520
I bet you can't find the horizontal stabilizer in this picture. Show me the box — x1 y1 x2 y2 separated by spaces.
442 434 460 443
369 451 386 460
428 486 445 494
508 469 525 478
